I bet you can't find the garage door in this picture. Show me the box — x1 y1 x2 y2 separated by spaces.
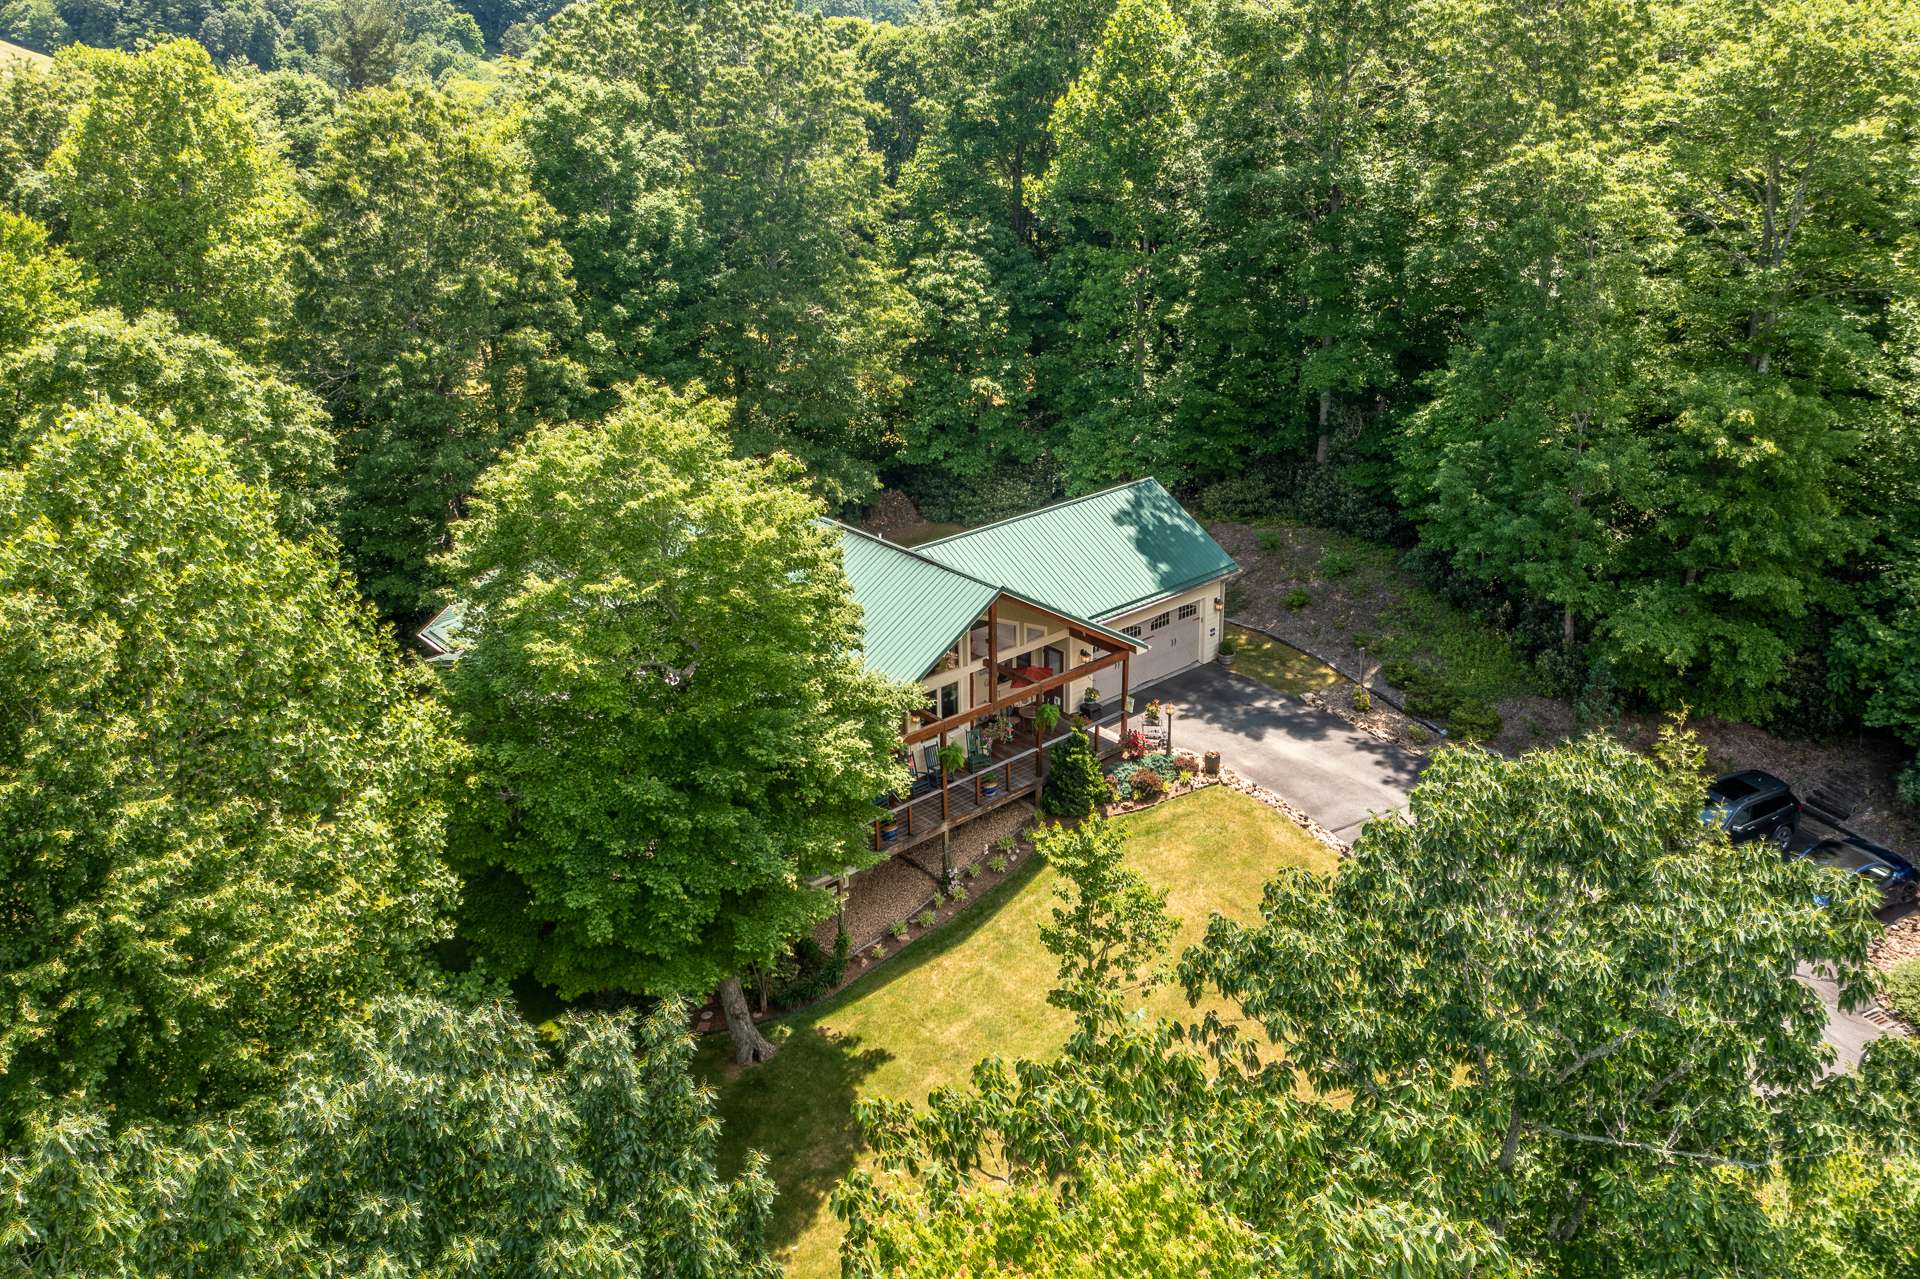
1118 601 1204 688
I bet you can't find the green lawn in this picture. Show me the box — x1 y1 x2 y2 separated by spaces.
1225 621 1343 696
702 785 1337 1278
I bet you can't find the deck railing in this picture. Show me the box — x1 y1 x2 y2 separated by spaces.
869 698 1173 855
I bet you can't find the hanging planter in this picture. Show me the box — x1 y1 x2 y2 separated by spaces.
937 742 966 775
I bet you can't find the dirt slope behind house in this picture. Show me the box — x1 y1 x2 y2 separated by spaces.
1209 519 1919 854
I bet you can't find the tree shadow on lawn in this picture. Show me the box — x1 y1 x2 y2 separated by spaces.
700 851 1054 1261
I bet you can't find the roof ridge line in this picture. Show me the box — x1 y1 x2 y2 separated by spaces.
915 477 1162 548
822 517 1012 598
825 517 1140 654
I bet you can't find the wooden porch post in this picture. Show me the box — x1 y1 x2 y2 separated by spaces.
939 729 950 823
1120 650 1131 741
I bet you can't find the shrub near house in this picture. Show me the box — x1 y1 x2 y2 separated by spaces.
1042 730 1107 818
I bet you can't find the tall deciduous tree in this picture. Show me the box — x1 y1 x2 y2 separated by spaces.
0 404 457 1125
537 0 909 507
1040 0 1197 489
1177 0 1420 488
1 997 779 1278
1601 0 1916 717
1398 137 1672 661
519 68 700 410
46 40 296 355
1182 729 1890 1270
0 308 337 534
441 383 915 1064
293 82 583 616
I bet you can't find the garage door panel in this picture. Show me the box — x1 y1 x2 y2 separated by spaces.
1119 604 1203 688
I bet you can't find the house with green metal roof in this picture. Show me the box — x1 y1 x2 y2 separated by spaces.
420 477 1235 860
822 478 1234 860
838 477 1236 708
831 478 1235 805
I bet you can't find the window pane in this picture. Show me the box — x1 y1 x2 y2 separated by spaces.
1150 613 1171 630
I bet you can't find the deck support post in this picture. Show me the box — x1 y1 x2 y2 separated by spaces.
941 829 952 885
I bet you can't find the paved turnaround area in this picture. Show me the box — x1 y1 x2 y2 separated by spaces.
1146 661 1422 842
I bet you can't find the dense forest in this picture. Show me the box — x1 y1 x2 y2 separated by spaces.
6 0 1915 782
3 0 1920 1273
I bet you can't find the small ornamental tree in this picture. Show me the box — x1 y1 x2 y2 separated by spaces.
0 404 456 1124
0 996 779 1279
441 383 916 1064
1041 728 1107 818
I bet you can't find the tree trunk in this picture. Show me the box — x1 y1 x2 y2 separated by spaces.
1315 380 1333 465
1561 603 1577 648
718 975 777 1064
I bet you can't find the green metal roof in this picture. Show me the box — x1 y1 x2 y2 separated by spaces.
418 601 467 660
831 522 1146 684
916 479 1239 621
832 524 1001 684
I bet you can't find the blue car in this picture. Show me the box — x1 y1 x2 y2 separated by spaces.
1791 833 1917 908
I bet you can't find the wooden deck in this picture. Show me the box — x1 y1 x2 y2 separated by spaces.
871 709 1169 859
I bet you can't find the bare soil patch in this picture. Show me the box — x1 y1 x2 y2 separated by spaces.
859 489 965 547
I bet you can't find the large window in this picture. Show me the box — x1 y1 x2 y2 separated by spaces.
927 681 959 719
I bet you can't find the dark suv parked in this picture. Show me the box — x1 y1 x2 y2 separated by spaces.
1702 770 1801 850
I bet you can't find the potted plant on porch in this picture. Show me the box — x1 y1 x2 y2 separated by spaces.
1079 684 1103 719
937 741 966 776
1035 701 1063 736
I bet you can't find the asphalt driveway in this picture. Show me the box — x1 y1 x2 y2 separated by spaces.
1144 660 1900 1072
1147 662 1422 842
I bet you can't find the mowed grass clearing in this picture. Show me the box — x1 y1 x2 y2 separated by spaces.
700 784 1338 1278
1225 621 1343 696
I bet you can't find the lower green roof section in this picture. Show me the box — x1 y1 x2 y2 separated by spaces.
833 524 1001 685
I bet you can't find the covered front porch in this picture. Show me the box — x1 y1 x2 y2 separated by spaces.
870 699 1173 859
